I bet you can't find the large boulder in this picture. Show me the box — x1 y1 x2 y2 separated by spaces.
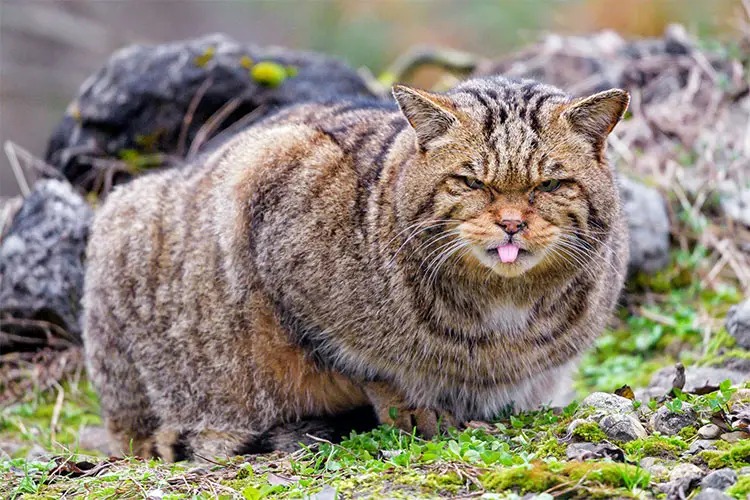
0 180 92 341
45 33 375 193
619 177 670 275
726 300 750 350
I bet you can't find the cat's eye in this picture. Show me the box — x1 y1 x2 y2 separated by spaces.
537 179 562 193
463 177 486 190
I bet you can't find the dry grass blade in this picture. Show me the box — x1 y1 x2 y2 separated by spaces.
187 91 252 159
177 76 215 157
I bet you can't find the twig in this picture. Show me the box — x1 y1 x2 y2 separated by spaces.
381 45 482 85
201 105 268 152
638 306 678 327
50 384 65 443
177 77 215 157
188 92 252 159
4 141 31 196
0 316 78 345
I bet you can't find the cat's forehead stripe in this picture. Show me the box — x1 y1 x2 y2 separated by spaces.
448 77 569 183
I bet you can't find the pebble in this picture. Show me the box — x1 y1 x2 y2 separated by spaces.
698 424 722 440
688 440 718 455
25 444 52 463
669 463 705 482
720 431 750 443
694 488 734 500
640 457 669 480
599 414 647 442
566 442 624 462
730 389 750 403
701 468 737 491
650 404 698 436
580 392 636 415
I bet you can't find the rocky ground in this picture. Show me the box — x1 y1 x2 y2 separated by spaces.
2 26 750 499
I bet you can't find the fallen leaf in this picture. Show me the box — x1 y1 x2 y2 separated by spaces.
614 385 635 400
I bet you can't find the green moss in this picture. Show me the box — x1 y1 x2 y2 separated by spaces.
703 348 750 368
623 435 687 459
481 465 559 493
536 436 567 459
480 461 649 494
194 46 215 67
564 462 648 489
700 440 750 469
422 472 464 494
727 474 750 498
678 426 697 440
572 422 607 443
251 62 289 87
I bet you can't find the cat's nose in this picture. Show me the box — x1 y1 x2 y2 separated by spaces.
497 219 526 235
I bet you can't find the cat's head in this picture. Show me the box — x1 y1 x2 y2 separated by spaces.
393 76 628 278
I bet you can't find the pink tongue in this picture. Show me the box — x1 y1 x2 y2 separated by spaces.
497 244 520 263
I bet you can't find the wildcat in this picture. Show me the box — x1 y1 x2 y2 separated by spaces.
82 75 629 461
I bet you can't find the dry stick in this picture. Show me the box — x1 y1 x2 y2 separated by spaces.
0 316 78 345
177 76 215 157
187 92 251 160
450 463 484 492
706 251 730 285
4 141 31 196
201 104 268 152
382 45 482 85
742 0 750 20
638 306 678 327
50 384 65 444
707 234 750 291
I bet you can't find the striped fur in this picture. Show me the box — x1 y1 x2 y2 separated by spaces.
83 76 629 461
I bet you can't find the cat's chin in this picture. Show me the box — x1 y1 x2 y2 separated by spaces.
469 246 542 277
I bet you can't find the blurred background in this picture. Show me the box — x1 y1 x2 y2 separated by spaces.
0 0 740 197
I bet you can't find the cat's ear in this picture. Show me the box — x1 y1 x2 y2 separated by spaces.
392 84 459 150
562 89 629 150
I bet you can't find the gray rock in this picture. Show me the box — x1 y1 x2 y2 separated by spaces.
727 299 750 350
78 425 111 455
650 403 698 436
720 430 750 443
0 439 23 459
698 424 722 440
738 466 750 476
566 442 625 462
721 189 750 228
701 469 737 491
670 463 705 482
640 457 670 480
694 488 733 500
689 440 718 455
661 463 705 500
566 442 598 460
25 444 53 463
599 414 647 442
618 176 671 274
580 392 636 415
311 485 337 500
45 34 374 193
0 180 92 341
648 366 747 393
566 418 591 436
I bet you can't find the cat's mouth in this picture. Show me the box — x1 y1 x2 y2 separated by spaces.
484 244 531 264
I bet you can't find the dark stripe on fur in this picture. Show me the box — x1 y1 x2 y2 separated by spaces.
235 406 379 455
172 430 193 462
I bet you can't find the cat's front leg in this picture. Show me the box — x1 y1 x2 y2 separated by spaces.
363 381 458 438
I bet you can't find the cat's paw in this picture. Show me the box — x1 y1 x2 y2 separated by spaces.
380 406 458 438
